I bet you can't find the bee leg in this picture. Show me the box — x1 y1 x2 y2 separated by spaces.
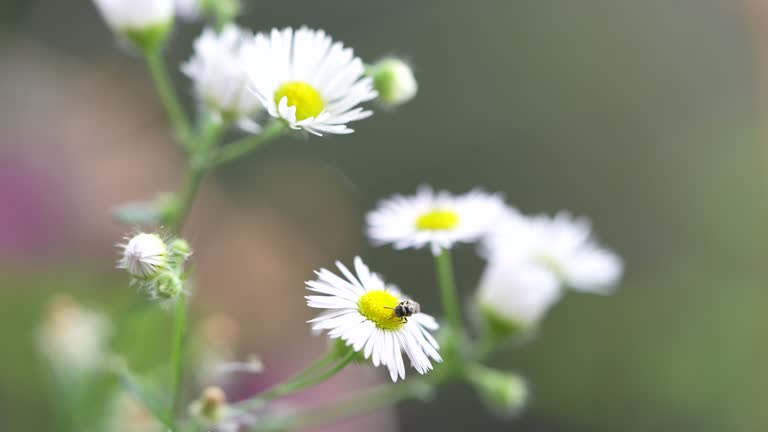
403 317 408 323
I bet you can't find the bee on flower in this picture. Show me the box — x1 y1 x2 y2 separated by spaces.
305 257 441 381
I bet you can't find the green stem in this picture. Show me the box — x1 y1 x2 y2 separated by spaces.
168 298 188 425
253 379 431 431
434 249 462 336
142 48 192 148
235 349 357 411
213 119 287 165
170 166 206 233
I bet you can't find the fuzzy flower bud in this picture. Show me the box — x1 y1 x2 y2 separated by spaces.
368 58 418 108
92 0 174 50
467 365 527 416
168 238 192 267
150 270 184 300
117 232 169 279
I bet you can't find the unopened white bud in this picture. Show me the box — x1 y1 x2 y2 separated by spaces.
92 0 174 50
369 58 418 108
117 232 169 279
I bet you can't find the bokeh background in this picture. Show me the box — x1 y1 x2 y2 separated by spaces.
1 0 766 431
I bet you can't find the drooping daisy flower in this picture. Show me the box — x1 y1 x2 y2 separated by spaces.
92 0 173 38
306 257 441 381
367 186 507 255
476 259 562 333
182 25 263 130
483 210 623 293
243 27 378 135
117 232 169 278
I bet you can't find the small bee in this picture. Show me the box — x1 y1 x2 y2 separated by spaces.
384 299 421 323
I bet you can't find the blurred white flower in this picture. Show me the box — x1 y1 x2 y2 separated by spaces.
117 232 169 279
476 259 561 332
306 257 442 382
92 0 173 34
38 295 111 373
483 210 623 293
183 25 263 129
367 186 506 255
368 58 418 108
243 27 378 135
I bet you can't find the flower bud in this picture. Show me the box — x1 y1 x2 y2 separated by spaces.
117 232 169 279
92 0 174 50
368 58 418 108
189 386 227 424
150 270 184 300
467 365 527 416
168 238 192 267
476 259 562 337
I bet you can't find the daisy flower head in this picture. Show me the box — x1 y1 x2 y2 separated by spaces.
306 257 441 382
243 27 378 136
367 186 507 255
483 210 623 293
182 25 263 129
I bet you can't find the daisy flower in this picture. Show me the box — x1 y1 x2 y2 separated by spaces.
367 186 507 255
243 27 377 135
482 210 623 293
306 257 441 382
182 25 263 130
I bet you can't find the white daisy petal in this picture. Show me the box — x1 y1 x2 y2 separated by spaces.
306 256 440 382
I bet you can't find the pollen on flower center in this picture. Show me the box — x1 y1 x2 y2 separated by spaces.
358 290 402 330
274 81 324 121
416 209 460 231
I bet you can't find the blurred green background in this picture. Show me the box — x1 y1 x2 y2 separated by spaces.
1 0 766 431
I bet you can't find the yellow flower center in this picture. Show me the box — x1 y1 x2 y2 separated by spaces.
358 290 402 330
274 81 324 121
416 209 460 231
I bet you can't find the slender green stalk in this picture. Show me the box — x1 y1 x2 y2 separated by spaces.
253 379 431 431
170 166 205 233
213 119 287 165
434 249 462 335
142 48 192 147
168 298 188 425
235 349 357 411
